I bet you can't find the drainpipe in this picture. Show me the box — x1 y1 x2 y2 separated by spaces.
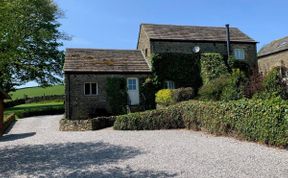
225 24 231 58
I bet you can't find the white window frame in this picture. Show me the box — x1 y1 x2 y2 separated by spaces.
165 80 175 89
234 48 245 60
84 82 98 96
127 78 137 91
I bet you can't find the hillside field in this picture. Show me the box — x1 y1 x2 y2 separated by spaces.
9 85 65 100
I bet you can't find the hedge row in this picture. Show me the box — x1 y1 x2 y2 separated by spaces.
5 95 64 108
14 106 64 119
114 106 184 130
114 99 288 148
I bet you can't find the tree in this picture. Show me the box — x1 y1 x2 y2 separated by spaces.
0 0 67 92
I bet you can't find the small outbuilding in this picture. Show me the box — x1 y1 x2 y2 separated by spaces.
0 89 11 135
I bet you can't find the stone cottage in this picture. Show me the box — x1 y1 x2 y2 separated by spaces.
64 23 257 120
64 49 151 120
258 36 288 75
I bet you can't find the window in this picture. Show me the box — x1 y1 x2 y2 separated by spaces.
128 78 137 90
234 49 245 60
165 80 175 89
84 83 98 95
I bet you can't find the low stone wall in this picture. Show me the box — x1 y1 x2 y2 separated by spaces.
59 116 116 131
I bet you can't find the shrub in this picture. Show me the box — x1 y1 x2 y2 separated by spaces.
172 87 195 102
221 69 247 101
200 53 229 84
253 67 287 99
113 105 184 130
106 77 127 115
114 99 288 148
198 75 230 101
155 87 195 107
155 89 174 106
244 69 263 98
140 77 157 110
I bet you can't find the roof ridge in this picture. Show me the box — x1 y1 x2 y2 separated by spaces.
141 23 238 29
66 48 141 52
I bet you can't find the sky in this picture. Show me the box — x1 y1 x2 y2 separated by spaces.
22 0 288 88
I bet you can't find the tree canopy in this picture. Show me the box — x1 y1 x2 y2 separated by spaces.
0 0 67 92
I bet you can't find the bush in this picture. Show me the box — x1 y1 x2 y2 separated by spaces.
198 75 230 101
155 89 174 106
253 67 287 99
114 99 288 148
140 78 157 110
155 87 195 107
113 106 184 130
172 87 195 102
221 69 247 101
106 77 127 115
200 53 229 84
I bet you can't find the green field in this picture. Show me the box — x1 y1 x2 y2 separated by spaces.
9 85 65 100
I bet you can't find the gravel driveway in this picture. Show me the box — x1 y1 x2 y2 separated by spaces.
0 115 287 178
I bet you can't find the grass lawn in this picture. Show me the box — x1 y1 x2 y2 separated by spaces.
9 85 64 100
4 101 64 118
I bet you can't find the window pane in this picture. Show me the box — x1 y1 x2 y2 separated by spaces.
91 83 97 95
85 83 90 95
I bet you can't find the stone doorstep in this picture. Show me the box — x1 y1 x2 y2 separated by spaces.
59 116 116 131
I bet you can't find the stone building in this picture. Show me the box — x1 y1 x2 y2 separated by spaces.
137 23 257 67
258 36 288 75
64 49 150 120
64 23 257 120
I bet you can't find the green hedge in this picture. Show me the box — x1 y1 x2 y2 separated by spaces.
113 106 184 130
114 99 288 148
14 105 64 118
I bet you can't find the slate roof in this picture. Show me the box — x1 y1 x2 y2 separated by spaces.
258 36 288 58
64 48 151 73
141 23 256 43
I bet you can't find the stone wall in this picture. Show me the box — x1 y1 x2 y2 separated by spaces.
59 116 116 131
137 26 151 61
65 73 149 120
258 50 288 75
150 41 258 67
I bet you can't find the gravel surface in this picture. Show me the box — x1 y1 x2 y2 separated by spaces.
0 115 287 178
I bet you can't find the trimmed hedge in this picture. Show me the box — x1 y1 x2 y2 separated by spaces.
14 105 64 118
113 106 184 130
114 99 288 148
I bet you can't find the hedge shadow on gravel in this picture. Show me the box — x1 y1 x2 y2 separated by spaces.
0 141 177 177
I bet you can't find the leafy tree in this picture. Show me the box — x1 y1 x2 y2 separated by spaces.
0 0 67 92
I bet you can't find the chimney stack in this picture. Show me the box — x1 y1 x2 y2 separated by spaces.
225 24 231 58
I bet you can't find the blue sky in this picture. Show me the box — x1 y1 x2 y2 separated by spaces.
22 0 288 87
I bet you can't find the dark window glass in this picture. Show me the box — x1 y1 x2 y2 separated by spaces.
91 83 97 95
85 83 90 95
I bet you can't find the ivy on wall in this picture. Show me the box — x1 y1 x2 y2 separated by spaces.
151 53 202 89
200 53 229 84
106 77 127 115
